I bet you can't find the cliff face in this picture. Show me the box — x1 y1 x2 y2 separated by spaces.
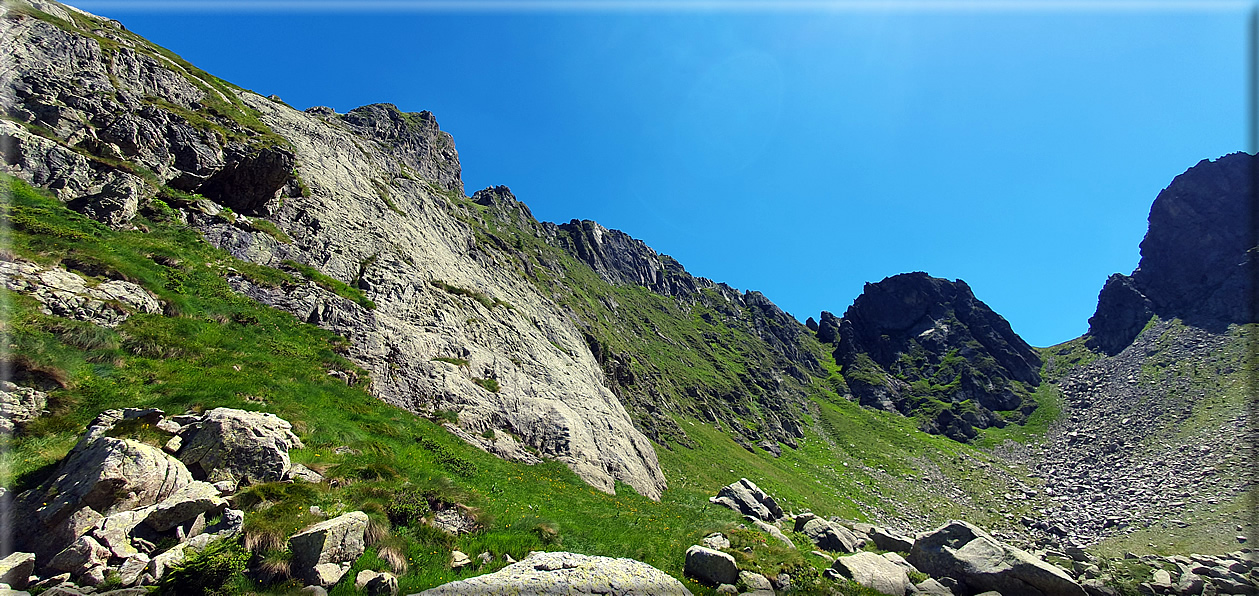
823 272 1042 441
1 2 666 500
1087 152 1257 354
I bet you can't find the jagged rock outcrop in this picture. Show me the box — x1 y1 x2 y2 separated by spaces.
340 103 462 196
0 2 296 219
1087 152 1257 354
827 272 1042 440
8 405 286 588
0 258 161 328
709 478 784 522
420 551 692 595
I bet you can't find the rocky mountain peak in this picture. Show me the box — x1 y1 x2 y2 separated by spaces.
1087 152 1257 354
825 272 1042 441
340 103 463 195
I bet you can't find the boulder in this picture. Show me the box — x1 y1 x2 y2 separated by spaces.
288 463 324 483
93 509 150 558
143 481 226 531
116 553 151 586
871 527 914 552
0 552 35 589
176 408 303 486
752 519 795 549
702 533 731 550
418 551 691 595
288 511 368 587
832 552 912 596
709 478 784 522
797 517 859 553
915 577 956 595
365 571 398 596
739 570 774 595
450 551 471 569
22 435 192 528
684 545 739 586
47 535 110 577
908 520 1086 596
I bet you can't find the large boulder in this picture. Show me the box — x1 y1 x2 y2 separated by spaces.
23 436 191 527
418 551 691 595
289 511 368 588
907 520 1086 596
795 515 859 554
832 552 912 596
176 408 303 487
709 478 784 522
684 545 739 587
0 552 35 589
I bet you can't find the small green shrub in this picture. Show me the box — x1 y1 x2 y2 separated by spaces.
157 537 249 596
431 357 469 367
385 488 432 528
472 377 500 393
433 409 458 424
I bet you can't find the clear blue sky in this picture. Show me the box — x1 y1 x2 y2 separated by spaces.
75 1 1252 347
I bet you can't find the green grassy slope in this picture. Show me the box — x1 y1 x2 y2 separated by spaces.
3 175 1046 595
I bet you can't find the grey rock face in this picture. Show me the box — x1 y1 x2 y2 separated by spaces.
908 521 1085 596
0 381 48 435
709 478 784 522
176 407 302 485
0 258 160 328
684 545 739 587
0 7 296 222
288 511 368 587
831 552 912 596
419 551 691 595
175 88 670 500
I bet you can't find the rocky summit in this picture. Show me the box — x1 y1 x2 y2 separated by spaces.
1087 152 1257 354
1 1 1255 595
822 272 1043 441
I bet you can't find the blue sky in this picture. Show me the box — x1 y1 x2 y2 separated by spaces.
77 1 1252 347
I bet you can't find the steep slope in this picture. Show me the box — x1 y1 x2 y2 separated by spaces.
0 2 664 499
1015 152 1258 555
